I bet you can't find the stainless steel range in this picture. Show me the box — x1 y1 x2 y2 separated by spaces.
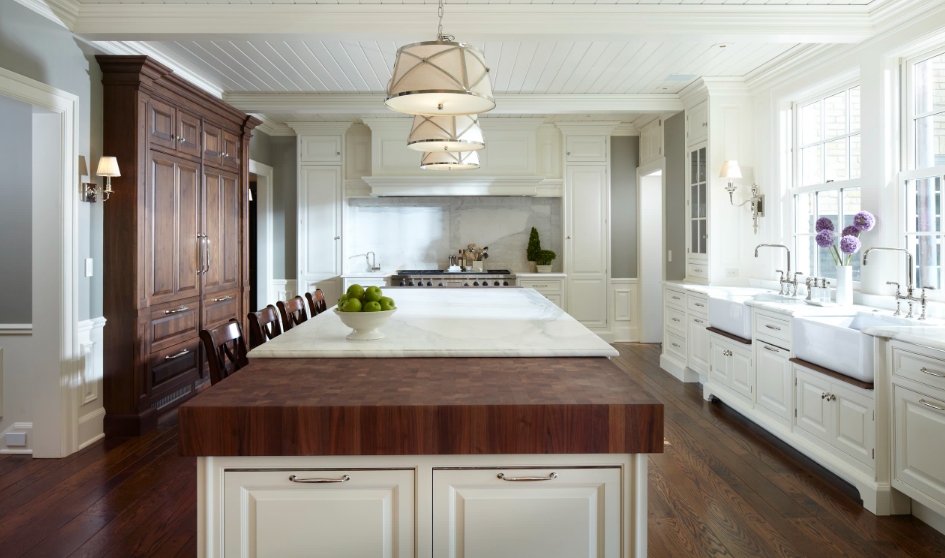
391 270 517 288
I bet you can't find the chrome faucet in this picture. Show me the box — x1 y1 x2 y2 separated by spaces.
863 247 935 319
365 251 381 272
755 244 798 296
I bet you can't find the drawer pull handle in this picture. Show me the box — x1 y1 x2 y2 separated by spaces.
919 367 944 378
497 472 557 482
765 324 782 331
532 284 549 288
763 345 779 353
672 343 681 348
693 319 704 324
672 296 681 300
213 295 233 302
672 318 680 323
694 303 704 307
723 349 732 357
165 306 189 315
165 349 190 361
288 474 351 484
919 399 945 412
693 268 703 273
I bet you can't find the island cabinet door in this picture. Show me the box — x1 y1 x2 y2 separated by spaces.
433 467 621 558
223 469 414 558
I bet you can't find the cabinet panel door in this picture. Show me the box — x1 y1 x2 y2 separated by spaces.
222 129 241 169
686 100 708 145
832 383 874 467
433 467 621 558
568 278 607 327
203 170 241 295
148 98 177 151
565 135 607 162
755 343 792 421
202 121 223 165
709 340 730 387
300 135 343 163
795 369 832 444
224 469 414 558
894 385 945 506
565 165 607 328
177 110 202 158
299 166 342 290
688 315 710 374
730 348 753 403
147 152 201 305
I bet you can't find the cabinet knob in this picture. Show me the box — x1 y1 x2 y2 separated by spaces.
334 236 340 240
336 152 341 156
566 152 571 155
566 235 571 240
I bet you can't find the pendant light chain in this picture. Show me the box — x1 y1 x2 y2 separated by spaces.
437 0 451 41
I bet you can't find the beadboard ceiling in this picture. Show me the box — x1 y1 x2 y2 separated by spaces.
139 39 798 94
79 0 876 4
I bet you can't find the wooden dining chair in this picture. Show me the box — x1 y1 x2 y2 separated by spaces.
305 288 328 316
199 319 249 385
247 305 282 349
277 296 308 331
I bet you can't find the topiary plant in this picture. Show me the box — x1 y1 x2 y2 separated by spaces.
527 227 542 262
536 250 557 266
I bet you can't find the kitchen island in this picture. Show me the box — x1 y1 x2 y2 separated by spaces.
180 289 662 558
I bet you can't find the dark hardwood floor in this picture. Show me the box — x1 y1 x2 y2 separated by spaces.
0 343 942 557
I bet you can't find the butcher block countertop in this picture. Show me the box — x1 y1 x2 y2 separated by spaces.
178 357 663 457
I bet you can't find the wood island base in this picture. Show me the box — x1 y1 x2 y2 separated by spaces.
197 453 648 558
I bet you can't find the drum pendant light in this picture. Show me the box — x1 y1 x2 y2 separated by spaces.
385 0 495 116
420 150 480 170
407 114 485 152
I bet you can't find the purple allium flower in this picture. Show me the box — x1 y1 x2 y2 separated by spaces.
842 225 860 238
839 235 861 255
853 211 875 232
815 229 835 248
815 217 835 233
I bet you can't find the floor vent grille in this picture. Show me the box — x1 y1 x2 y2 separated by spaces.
153 384 192 411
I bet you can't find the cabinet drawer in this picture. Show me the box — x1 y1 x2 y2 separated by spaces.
756 312 791 347
148 337 200 389
665 289 686 310
893 347 945 393
665 306 686 334
687 262 708 279
519 279 562 292
666 329 687 361
149 299 200 354
433 467 621 558
894 385 945 508
300 135 343 163
687 294 708 315
224 468 415 558
203 290 240 330
565 135 607 162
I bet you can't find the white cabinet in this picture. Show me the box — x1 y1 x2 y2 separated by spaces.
298 165 343 304
755 342 792 424
795 366 874 469
686 145 708 266
565 165 608 329
709 334 753 404
517 276 566 309
433 467 621 558
894 385 945 511
639 118 662 165
565 135 608 162
730 347 754 401
300 135 343 164
686 100 708 146
709 339 732 388
223 468 415 557
687 315 709 374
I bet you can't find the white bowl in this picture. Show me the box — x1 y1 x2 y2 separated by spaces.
334 308 396 340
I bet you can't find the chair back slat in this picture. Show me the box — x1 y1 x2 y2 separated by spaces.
247 305 282 349
277 296 308 331
305 289 328 316
199 319 249 385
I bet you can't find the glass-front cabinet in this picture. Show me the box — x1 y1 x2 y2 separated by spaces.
687 144 709 281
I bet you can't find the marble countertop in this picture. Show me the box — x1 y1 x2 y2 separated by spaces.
515 273 567 278
664 280 875 317
342 272 392 278
249 287 618 358
860 325 945 352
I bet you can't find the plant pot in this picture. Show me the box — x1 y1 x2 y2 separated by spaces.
835 266 853 305
528 261 538 273
536 265 553 273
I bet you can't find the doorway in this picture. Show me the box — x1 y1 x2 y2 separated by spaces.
637 159 666 344
248 160 274 311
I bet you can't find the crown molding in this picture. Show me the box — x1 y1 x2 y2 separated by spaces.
362 175 548 197
611 123 639 137
700 77 751 97
12 0 79 29
93 41 224 99
554 121 622 136
869 0 945 36
253 114 295 137
287 121 354 135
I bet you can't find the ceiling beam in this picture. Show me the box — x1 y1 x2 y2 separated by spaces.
223 93 684 116
73 4 873 43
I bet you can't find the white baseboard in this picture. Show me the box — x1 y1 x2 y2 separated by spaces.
611 279 639 343
914 500 945 537
0 421 33 455
659 353 701 383
76 317 106 452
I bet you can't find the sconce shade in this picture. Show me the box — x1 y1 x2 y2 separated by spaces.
96 156 121 177
719 160 742 179
420 150 480 170
407 115 485 152
386 40 495 116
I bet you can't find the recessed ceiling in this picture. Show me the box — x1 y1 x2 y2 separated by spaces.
139 39 799 94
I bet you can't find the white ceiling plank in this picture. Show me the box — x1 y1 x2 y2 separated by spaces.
559 42 619 94
164 40 257 90
269 40 333 91
595 41 661 93
227 40 303 91
604 41 676 93
253 40 324 90
528 42 575 94
492 41 521 92
359 40 396 90
504 41 540 93
304 40 362 90
200 40 282 90
630 41 703 93
542 41 592 93
580 41 644 94
571 42 634 94
340 41 387 91
321 40 374 90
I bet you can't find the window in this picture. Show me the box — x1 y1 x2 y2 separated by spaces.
903 48 945 290
792 83 862 281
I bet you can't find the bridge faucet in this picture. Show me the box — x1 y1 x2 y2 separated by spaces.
863 247 921 318
365 251 381 272
755 244 795 295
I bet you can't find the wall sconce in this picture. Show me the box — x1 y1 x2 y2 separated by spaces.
82 156 120 202
720 160 765 234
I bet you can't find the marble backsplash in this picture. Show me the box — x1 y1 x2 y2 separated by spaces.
345 197 562 273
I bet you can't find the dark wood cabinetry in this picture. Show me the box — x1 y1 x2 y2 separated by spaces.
98 56 259 435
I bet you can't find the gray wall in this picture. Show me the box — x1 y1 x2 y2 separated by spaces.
0 96 33 322
249 129 273 167
270 136 297 279
664 112 686 280
0 0 104 322
611 136 639 278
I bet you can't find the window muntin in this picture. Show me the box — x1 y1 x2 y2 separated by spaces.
796 85 861 188
793 187 862 282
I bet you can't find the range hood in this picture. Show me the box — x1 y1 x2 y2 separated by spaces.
361 175 554 197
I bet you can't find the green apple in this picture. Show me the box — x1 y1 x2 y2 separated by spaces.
337 294 349 308
346 284 365 300
363 286 383 303
362 301 382 312
341 298 362 312
379 297 396 311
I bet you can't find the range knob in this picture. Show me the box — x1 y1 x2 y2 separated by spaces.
482 282 489 287
438 282 444 287
399 280 406 286
502 281 509 286
426 281 433 286
408 281 415 286
493 281 500 286
416 281 423 287
464 282 470 287
473 281 480 286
